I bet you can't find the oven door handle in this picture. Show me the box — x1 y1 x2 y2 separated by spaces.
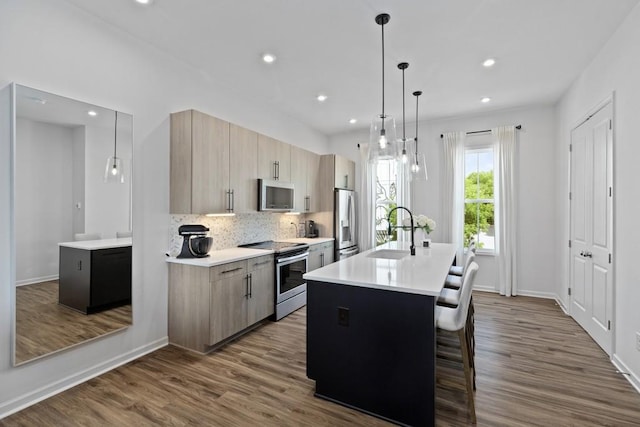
277 252 309 264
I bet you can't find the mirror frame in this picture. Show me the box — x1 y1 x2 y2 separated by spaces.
9 83 134 366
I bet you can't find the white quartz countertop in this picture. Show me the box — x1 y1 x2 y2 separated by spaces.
303 241 456 296
281 237 334 245
59 238 132 250
166 247 273 267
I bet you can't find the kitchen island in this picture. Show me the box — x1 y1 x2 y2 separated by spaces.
59 238 132 314
304 241 456 427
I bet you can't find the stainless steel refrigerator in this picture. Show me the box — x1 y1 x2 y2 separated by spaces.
334 189 359 260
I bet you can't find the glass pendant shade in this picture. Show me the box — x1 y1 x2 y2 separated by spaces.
104 110 125 184
410 151 428 181
368 114 398 162
104 156 125 183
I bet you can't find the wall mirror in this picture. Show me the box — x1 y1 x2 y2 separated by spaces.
12 84 133 365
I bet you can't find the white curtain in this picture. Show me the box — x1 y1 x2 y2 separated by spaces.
358 143 375 251
493 126 517 296
442 132 465 265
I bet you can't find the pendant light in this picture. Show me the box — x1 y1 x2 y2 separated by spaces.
398 62 410 165
104 110 125 184
410 91 428 181
368 13 398 163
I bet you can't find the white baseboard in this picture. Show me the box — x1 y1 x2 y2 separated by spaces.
16 275 58 286
612 354 640 395
0 337 168 419
472 286 557 301
554 295 570 315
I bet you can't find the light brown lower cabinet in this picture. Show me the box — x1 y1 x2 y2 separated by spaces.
307 241 335 272
169 254 274 353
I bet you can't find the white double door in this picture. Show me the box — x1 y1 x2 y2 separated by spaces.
569 102 613 355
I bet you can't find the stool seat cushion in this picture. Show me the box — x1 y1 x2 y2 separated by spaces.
438 287 461 306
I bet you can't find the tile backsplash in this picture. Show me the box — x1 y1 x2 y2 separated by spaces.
168 213 307 255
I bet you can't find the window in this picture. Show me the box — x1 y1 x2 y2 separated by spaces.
375 159 398 245
464 148 495 252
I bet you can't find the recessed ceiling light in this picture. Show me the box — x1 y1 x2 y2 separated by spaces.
483 58 496 67
87 110 98 117
26 96 46 105
349 118 357 124
316 94 328 102
262 53 276 64
481 97 491 103
135 0 153 5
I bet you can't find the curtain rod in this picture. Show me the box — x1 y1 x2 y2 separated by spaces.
440 124 521 138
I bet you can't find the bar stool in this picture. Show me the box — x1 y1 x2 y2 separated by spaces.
444 251 475 290
436 262 479 423
449 241 476 276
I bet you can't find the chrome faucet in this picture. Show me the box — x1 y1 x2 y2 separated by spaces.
290 222 299 238
386 206 416 256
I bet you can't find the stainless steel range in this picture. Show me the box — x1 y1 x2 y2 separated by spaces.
239 241 309 320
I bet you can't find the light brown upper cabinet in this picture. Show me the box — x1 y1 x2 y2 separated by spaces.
319 154 356 210
229 124 258 213
291 146 321 212
170 109 257 214
258 134 290 182
334 154 356 190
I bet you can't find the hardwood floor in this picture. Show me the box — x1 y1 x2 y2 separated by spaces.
15 281 132 364
3 292 640 426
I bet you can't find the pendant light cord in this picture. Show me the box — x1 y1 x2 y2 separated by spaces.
113 111 118 160
402 67 406 142
414 91 422 155
381 20 385 130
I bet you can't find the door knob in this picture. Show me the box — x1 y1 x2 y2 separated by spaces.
580 251 584 256
585 251 593 258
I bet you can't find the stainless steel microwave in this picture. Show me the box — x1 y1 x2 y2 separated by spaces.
258 179 295 212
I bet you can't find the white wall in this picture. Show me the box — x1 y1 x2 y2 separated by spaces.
15 119 74 285
329 105 558 297
84 124 132 238
0 0 328 416
555 2 640 390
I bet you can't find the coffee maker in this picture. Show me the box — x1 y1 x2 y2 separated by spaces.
306 220 318 238
177 224 212 258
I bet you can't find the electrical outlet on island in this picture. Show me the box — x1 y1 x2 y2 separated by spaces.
636 332 640 352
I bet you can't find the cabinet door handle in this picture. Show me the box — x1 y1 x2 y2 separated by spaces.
252 260 271 267
221 267 242 274
245 274 250 298
230 189 235 212
305 196 310 212
345 174 348 189
226 189 233 212
273 160 280 180
320 252 324 267
248 273 253 298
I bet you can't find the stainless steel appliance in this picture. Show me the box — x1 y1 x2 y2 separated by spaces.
335 189 359 260
258 179 295 212
306 220 318 238
238 240 309 320
177 225 212 258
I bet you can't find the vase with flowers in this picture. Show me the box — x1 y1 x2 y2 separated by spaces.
401 215 436 247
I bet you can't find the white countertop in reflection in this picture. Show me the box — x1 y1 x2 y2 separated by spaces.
59 238 132 250
303 241 456 296
165 247 273 267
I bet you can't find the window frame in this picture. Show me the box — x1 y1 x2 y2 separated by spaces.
464 144 496 255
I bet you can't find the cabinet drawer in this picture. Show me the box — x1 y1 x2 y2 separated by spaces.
210 260 247 281
248 254 273 271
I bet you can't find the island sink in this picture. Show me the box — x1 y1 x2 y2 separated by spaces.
366 249 410 260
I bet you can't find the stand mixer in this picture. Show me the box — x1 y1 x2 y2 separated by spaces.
177 224 212 258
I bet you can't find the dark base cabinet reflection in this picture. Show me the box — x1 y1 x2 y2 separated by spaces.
59 244 132 314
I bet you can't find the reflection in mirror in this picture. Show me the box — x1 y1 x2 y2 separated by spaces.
13 84 133 365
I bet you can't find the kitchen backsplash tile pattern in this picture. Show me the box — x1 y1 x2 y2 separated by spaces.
169 213 304 255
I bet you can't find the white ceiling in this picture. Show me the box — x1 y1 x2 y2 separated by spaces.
63 0 638 136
